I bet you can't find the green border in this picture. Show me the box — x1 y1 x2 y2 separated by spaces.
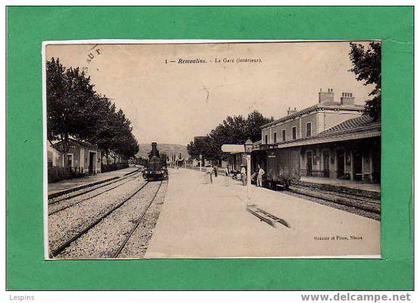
6 6 414 290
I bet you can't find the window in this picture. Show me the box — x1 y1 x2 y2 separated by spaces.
273 132 277 143
265 135 268 144
306 122 312 137
282 129 286 142
292 127 297 140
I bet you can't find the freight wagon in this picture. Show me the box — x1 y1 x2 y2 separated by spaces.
253 147 300 190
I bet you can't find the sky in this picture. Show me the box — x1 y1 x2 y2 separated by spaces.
46 41 374 145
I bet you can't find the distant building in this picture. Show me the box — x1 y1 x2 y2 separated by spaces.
47 144 61 168
48 138 101 174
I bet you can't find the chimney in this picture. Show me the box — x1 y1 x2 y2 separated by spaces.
318 88 334 104
287 107 297 116
340 92 355 105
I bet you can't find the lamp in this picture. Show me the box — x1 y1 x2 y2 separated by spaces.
244 139 253 154
243 139 253 192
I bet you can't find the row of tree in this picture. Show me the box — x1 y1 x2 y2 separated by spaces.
187 111 273 163
47 58 139 168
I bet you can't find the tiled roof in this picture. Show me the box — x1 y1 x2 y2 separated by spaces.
319 115 380 137
53 138 97 150
255 115 380 150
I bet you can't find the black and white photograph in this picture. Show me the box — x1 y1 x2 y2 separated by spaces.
44 41 381 259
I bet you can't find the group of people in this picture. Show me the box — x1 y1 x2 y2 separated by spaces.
206 163 265 187
240 164 265 187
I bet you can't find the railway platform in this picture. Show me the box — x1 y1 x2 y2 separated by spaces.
48 166 139 197
145 168 380 258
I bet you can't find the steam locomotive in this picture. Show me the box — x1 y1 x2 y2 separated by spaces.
142 142 168 181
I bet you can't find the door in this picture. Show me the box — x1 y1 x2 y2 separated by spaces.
337 150 345 178
306 151 313 176
66 154 73 168
353 150 363 181
372 144 381 183
89 152 95 174
323 151 330 177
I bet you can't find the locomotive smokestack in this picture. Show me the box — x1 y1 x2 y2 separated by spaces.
151 142 159 157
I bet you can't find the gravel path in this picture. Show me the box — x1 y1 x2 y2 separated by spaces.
48 172 142 215
48 174 146 254
118 181 168 258
55 181 165 259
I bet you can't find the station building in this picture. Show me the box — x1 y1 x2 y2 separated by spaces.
254 88 381 184
261 89 364 145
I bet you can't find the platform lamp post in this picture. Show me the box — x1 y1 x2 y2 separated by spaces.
244 139 253 201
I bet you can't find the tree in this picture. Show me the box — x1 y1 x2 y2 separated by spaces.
349 42 381 120
47 58 98 169
245 111 274 142
187 136 211 164
89 100 139 163
87 97 116 164
187 111 273 162
47 58 140 168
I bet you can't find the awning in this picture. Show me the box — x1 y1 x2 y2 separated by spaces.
221 144 245 154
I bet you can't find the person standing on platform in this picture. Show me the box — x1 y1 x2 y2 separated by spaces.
241 165 246 186
213 164 218 177
223 166 230 186
207 165 213 184
257 164 265 187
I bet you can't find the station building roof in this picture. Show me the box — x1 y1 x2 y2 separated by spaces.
256 115 380 150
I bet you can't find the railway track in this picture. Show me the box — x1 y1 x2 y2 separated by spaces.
112 181 163 258
49 181 165 259
286 185 381 221
48 171 143 216
48 168 141 205
49 180 151 258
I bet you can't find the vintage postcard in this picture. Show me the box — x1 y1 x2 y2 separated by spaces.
44 40 381 259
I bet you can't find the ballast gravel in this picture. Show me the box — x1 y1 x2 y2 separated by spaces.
48 175 146 254
55 181 166 259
